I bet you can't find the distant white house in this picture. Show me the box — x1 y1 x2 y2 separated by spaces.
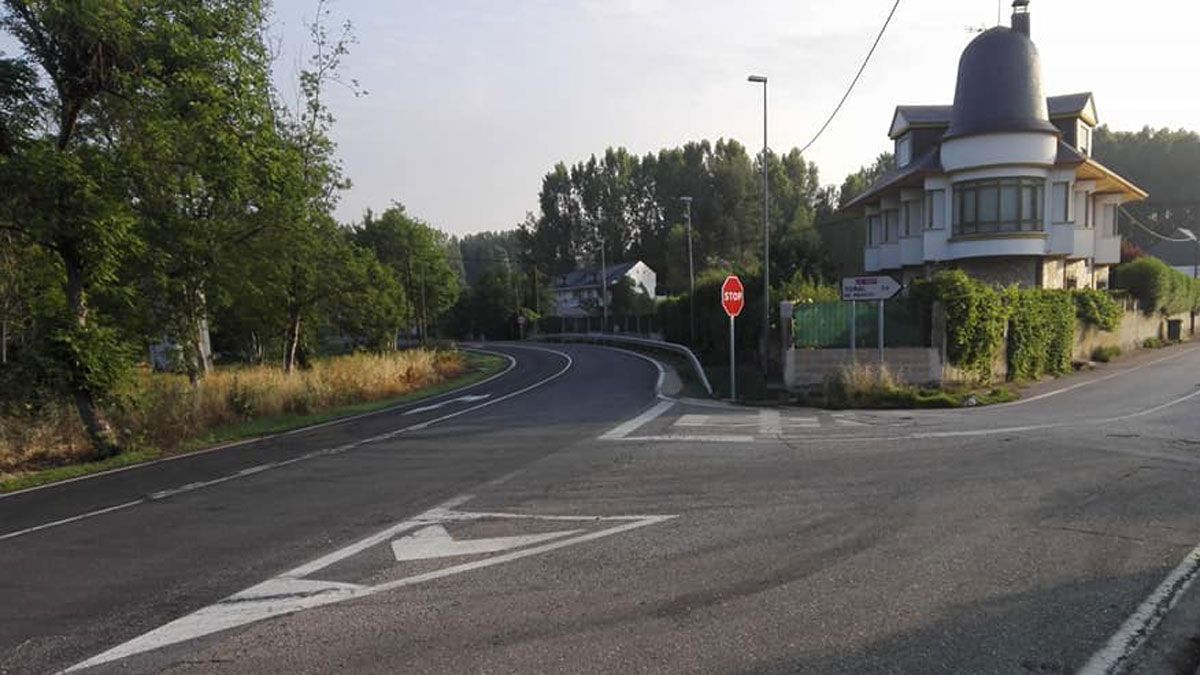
550 261 657 318
845 0 1147 290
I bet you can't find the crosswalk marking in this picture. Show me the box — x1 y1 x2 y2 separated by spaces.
759 410 782 435
669 413 866 433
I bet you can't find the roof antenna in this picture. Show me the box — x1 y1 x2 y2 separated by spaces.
997 0 1002 26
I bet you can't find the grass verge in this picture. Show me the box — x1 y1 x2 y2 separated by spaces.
801 363 1017 410
0 351 507 494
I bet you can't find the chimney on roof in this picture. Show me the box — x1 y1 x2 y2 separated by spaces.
1012 0 1031 38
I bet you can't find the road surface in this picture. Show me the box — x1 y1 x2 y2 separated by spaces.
1 342 1199 674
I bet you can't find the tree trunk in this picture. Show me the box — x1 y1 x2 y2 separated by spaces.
2 316 7 364
284 309 302 374
64 257 120 458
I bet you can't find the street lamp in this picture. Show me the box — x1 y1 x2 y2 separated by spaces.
747 74 770 374
596 232 607 333
1179 227 1198 335
680 196 696 347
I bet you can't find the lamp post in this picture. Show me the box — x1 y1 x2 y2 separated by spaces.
748 74 770 374
680 196 696 347
1179 227 1198 336
596 233 607 333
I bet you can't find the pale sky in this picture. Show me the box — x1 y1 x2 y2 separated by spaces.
5 1 1198 234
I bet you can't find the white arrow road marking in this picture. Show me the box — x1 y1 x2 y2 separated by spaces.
391 524 581 561
66 495 676 673
404 394 491 415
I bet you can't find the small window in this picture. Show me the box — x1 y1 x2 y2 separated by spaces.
925 190 945 229
1052 182 1070 223
1077 122 1092 156
902 200 922 237
867 214 881 246
884 210 899 242
896 135 912 168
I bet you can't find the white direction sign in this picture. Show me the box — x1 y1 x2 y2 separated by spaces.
841 275 902 301
67 495 676 673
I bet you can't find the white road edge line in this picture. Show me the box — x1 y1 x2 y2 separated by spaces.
1077 540 1200 675
0 348 518 501
1 347 574 542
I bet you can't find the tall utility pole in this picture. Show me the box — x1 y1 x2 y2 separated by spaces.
748 74 770 374
597 234 607 332
680 196 696 347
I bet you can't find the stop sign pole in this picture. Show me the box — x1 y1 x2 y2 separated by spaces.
721 275 745 400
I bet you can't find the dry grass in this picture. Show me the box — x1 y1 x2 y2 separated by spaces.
0 349 465 478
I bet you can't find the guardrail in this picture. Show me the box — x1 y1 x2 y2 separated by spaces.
536 333 714 397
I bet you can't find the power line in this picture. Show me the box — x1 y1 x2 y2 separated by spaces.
798 0 901 156
1119 206 1193 243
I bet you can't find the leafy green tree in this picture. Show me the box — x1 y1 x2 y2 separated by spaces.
354 205 460 342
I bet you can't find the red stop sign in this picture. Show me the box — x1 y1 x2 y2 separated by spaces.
721 275 745 318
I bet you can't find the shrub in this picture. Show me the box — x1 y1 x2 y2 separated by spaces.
1116 256 1200 316
1005 289 1074 381
1073 288 1123 331
914 271 1007 381
1090 345 1122 363
1143 336 1165 349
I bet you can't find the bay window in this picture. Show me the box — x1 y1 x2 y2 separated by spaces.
952 177 1045 236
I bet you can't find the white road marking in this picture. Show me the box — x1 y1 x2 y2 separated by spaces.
65 495 676 672
599 400 675 440
619 435 756 444
1077 540 1200 675
788 417 820 428
674 414 710 427
2 348 575 543
759 410 782 436
403 394 491 415
0 500 143 542
390 524 582 561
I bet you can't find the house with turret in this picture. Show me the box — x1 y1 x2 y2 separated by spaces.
845 0 1147 290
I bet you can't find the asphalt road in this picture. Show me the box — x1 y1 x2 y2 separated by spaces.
2 342 1199 674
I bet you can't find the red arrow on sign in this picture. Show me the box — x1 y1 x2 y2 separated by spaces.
721 275 745 318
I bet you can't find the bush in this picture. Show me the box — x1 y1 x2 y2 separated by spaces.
1143 336 1165 349
913 271 1007 381
1116 256 1200 316
821 363 1013 409
1073 288 1123 331
1090 345 1122 363
1005 288 1074 382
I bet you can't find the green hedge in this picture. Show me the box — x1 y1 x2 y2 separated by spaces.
1116 256 1200 316
1073 288 1123 331
917 271 1124 383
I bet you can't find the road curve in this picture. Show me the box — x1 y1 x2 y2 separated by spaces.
0 343 660 674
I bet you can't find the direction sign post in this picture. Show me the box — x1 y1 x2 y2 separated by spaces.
721 275 745 400
841 275 902 366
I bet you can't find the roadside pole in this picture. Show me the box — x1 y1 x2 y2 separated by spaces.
878 300 885 365
729 315 737 400
850 300 857 361
720 275 745 401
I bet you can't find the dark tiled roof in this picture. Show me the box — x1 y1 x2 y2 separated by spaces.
1055 140 1087 165
843 146 943 210
943 27 1058 140
1047 92 1093 117
896 105 953 126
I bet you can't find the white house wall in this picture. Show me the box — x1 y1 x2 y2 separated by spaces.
940 132 1057 173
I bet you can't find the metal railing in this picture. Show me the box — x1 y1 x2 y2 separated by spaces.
536 333 713 397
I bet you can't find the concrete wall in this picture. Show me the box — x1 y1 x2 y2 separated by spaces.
1074 310 1192 361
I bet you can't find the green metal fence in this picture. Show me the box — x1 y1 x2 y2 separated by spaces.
793 298 930 349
